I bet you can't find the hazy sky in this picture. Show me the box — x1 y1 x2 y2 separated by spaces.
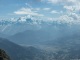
0 0 80 22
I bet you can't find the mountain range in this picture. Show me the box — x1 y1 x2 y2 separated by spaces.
1 16 80 60
0 16 80 35
1 34 80 60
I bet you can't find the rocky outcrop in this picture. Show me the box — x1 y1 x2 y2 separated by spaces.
0 49 10 60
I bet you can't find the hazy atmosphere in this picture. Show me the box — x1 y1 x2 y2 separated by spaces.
0 0 80 60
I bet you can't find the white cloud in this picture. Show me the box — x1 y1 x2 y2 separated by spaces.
13 0 80 25
43 8 51 11
48 0 61 4
58 15 74 24
47 0 80 12
35 8 41 11
54 13 80 24
14 8 44 16
51 10 58 14
46 0 80 21
70 13 80 20
50 10 63 14
14 3 44 17
64 6 74 12
64 5 80 12
47 0 79 4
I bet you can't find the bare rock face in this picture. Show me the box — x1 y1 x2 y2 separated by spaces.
0 49 10 60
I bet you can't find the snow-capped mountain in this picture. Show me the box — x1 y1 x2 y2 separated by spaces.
0 15 42 35
0 15 80 35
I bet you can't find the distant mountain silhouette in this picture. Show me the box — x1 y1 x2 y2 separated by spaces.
8 30 54 45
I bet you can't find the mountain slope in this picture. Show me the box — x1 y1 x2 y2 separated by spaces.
8 30 54 45
0 37 55 60
0 33 8 38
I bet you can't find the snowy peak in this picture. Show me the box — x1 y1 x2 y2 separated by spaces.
0 15 80 26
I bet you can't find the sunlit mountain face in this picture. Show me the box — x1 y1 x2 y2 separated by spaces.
0 0 80 60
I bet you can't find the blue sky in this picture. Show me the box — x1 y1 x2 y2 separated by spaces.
0 0 80 24
0 0 63 18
